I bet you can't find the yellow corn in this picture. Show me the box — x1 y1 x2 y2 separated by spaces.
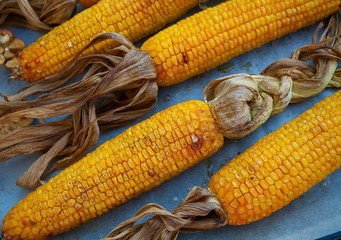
208 90 341 225
141 0 341 86
1 100 224 240
78 0 100 8
16 0 199 82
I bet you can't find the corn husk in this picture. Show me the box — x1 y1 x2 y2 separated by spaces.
0 0 77 31
0 32 157 188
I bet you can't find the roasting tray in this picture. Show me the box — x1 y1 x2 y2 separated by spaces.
0 2 340 240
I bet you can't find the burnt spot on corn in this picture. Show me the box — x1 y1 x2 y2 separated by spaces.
182 52 188 63
191 134 203 151
148 170 155 177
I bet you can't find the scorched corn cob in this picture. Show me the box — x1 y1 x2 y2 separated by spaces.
1 100 224 240
14 0 199 81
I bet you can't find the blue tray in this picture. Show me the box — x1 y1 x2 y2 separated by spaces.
0 2 340 240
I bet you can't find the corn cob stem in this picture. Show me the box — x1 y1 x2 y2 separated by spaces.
104 89 341 240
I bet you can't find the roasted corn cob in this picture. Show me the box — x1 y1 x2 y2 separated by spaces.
15 0 199 81
1 100 224 240
141 0 341 86
209 90 341 225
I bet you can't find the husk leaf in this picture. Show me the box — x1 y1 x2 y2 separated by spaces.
0 32 157 188
103 187 227 240
0 0 77 31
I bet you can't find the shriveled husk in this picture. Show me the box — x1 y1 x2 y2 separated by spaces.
104 187 227 240
0 32 157 188
0 0 77 31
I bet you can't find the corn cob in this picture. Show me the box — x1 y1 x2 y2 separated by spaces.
141 0 341 86
1 100 224 240
78 0 100 8
208 90 341 225
15 0 199 81
15 0 341 84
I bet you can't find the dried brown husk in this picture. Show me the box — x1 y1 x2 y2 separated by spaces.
0 0 77 31
204 13 341 139
0 32 157 188
103 187 227 240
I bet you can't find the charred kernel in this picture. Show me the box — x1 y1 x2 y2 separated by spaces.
209 91 341 225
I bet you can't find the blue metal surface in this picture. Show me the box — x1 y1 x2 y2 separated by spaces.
1 2 340 240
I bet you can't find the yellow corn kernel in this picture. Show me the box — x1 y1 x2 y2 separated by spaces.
208 90 341 225
2 100 224 240
17 0 199 82
141 0 341 86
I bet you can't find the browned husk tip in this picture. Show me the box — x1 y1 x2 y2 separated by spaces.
0 32 157 188
103 187 227 240
0 0 77 31
198 0 209 9
204 13 341 139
